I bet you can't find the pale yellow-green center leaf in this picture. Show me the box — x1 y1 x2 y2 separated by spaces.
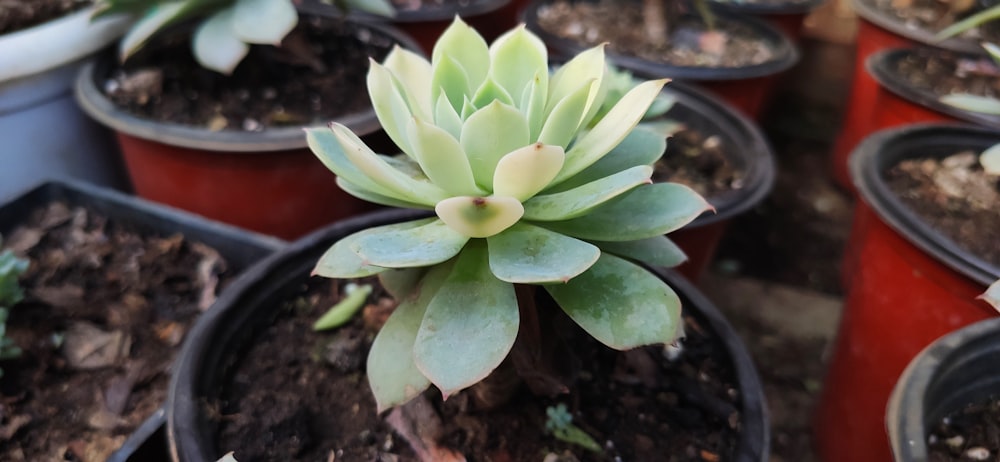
492 143 565 201
436 196 524 238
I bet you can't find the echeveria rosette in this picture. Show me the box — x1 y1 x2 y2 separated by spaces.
306 18 712 412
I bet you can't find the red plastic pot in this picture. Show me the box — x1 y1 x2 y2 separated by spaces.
75 17 421 240
523 0 800 119
830 0 982 190
815 124 1000 462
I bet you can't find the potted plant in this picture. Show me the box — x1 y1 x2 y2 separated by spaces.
167 19 769 461
814 123 1000 462
522 0 800 118
0 179 284 461
0 1 131 200
75 0 421 239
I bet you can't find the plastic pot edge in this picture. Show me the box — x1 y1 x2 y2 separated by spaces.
850 0 983 53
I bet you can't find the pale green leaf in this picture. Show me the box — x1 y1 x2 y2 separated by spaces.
119 1 189 60
368 263 452 412
432 17 490 95
981 143 1000 175
935 4 1000 40
192 8 249 75
590 236 687 268
368 61 416 155
555 79 669 184
335 178 431 210
307 127 412 202
407 118 484 196
538 79 596 148
523 165 652 221
461 101 530 189
352 219 469 268
984 42 1000 65
522 71 549 141
378 267 429 300
489 25 548 107
940 93 1000 115
471 77 515 109
312 221 433 278
541 182 711 241
435 195 524 238
414 242 518 397
547 127 666 193
231 0 297 45
383 46 433 119
547 45 606 116
980 279 1000 311
343 0 395 16
545 253 682 350
486 223 599 283
493 143 565 201
434 92 464 139
432 54 472 115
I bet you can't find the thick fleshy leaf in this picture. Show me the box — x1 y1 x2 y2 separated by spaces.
940 93 1000 115
352 219 469 268
119 0 193 60
471 77 515 109
231 0 297 45
547 127 666 193
436 195 524 238
538 79 597 149
312 220 434 278
522 71 549 141
330 124 449 203
192 8 249 75
545 253 682 350
407 118 483 196
368 61 416 155
434 92 464 139
590 236 688 268
432 17 490 95
489 26 548 108
432 54 471 116
555 79 669 184
523 165 652 221
461 101 530 189
414 242 518 397
980 143 1000 175
985 42 1000 64
980 279 1000 311
383 46 433 119
343 0 395 16
541 183 712 241
307 127 411 202
547 45 606 116
492 143 565 201
335 178 431 210
368 263 452 412
378 267 429 300
486 223 599 283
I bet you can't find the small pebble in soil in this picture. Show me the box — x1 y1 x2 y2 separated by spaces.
965 447 990 460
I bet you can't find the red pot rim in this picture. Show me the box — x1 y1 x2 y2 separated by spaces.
850 0 983 52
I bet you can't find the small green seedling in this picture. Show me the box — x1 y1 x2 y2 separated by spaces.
0 243 29 377
545 403 602 452
312 283 373 331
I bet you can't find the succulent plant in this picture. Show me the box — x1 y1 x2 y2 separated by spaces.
93 0 394 74
306 18 711 412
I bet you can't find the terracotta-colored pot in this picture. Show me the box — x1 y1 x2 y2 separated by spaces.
75 17 421 240
814 124 1000 462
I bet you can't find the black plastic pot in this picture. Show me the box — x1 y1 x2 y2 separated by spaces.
887 317 1000 461
867 47 1000 128
0 180 286 462
167 208 770 462
708 0 825 43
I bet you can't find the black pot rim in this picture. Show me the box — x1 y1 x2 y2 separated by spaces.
887 317 1000 462
106 408 166 462
867 47 1000 127
664 81 777 227
849 123 1000 287
167 208 770 462
851 0 983 53
367 0 511 22
523 0 800 81
74 15 422 153
708 0 826 17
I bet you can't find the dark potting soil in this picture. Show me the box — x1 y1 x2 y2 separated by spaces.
0 0 90 35
391 0 490 12
102 15 395 131
656 126 742 199
885 151 1000 267
927 396 1000 462
217 278 743 462
536 0 775 68
891 48 1000 102
0 202 231 461
711 0 812 7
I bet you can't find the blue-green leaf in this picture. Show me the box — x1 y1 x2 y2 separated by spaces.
487 223 599 283
352 219 469 268
590 236 687 268
192 8 249 75
312 221 432 278
523 165 652 221
231 0 297 45
378 267 429 300
546 127 665 193
335 178 432 210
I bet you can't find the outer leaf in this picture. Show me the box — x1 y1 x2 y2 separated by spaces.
414 242 518 398
538 79 597 149
461 102 530 189
555 79 669 184
523 165 652 221
486 223 599 283
378 267 429 300
489 25 548 108
192 8 250 75
352 219 469 268
541 183 712 241
384 46 433 119
547 45 605 116
979 279 1000 311
368 263 452 412
590 236 688 268
308 126 411 202
119 1 193 60
312 221 433 278
432 17 490 94
547 127 665 193
940 93 1000 115
436 195 524 238
335 178 432 210
231 0 297 45
407 118 483 196
981 143 1000 175
545 253 682 350
368 61 416 155
492 143 566 201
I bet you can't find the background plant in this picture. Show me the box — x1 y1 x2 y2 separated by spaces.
93 0 394 74
307 18 710 412
0 243 29 377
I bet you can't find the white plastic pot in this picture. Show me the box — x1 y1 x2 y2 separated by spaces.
0 8 132 201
